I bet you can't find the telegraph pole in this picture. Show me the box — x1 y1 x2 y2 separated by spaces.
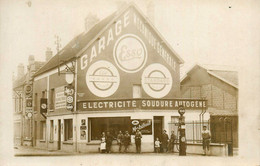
54 35 62 75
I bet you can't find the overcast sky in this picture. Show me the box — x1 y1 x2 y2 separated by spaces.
0 0 259 77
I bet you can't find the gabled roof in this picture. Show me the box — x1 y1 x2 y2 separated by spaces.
34 2 184 77
34 12 116 77
207 107 238 116
13 74 27 89
181 64 238 89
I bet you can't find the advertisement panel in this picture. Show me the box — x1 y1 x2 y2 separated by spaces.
77 7 180 101
55 86 66 110
78 99 208 111
131 119 152 135
40 98 47 114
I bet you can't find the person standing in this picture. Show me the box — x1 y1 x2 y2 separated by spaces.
135 129 142 153
202 126 211 156
168 130 176 153
100 132 106 153
123 131 131 153
154 137 161 153
161 130 169 153
117 131 124 153
106 131 113 153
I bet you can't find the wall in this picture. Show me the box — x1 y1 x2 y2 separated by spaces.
77 7 181 101
181 68 238 111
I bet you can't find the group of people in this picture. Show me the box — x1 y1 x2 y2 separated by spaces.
154 130 176 153
100 130 131 153
100 126 211 155
100 129 143 153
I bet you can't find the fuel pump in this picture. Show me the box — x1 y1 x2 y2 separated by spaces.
178 105 186 156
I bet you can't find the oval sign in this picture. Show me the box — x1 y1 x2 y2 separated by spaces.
113 34 147 73
86 60 120 97
142 63 172 98
132 120 139 126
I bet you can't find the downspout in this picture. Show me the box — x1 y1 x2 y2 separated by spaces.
74 60 78 153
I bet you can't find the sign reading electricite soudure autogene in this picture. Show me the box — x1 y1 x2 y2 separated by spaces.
78 99 207 111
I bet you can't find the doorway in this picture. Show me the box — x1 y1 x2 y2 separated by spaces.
154 116 163 151
58 119 61 150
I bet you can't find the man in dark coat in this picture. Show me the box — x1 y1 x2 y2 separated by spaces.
106 131 113 153
123 131 131 153
135 129 142 153
117 131 124 153
168 130 176 153
161 130 169 153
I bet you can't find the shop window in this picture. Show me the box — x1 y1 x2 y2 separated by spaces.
89 117 131 141
40 121 46 140
169 116 179 135
133 84 142 98
64 119 73 141
49 89 55 110
50 120 54 141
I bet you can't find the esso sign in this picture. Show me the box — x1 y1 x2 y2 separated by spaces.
132 120 139 126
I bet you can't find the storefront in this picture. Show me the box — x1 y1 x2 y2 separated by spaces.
33 3 211 153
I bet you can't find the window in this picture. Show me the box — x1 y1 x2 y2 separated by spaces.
50 120 54 141
133 84 142 98
49 89 55 110
18 94 23 112
34 93 38 111
64 119 73 141
42 90 46 98
40 121 46 140
89 117 131 141
15 97 18 112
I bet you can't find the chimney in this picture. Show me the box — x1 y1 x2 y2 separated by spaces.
84 13 100 32
146 0 155 23
45 47 53 62
28 55 35 66
17 63 25 79
116 0 127 10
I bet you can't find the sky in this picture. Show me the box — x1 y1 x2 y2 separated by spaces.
1 0 259 78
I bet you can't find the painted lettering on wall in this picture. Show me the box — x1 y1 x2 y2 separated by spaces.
133 12 177 71
78 99 207 111
80 11 130 71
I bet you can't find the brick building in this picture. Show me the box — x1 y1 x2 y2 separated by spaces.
31 3 213 153
13 53 51 147
181 64 238 147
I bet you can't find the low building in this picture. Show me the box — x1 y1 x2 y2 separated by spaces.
181 64 238 148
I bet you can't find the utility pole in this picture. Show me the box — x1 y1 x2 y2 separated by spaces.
54 35 62 75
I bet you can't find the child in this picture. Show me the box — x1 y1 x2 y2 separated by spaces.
155 137 161 153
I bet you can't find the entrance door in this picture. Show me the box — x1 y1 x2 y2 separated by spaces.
58 119 61 150
33 121 37 146
154 116 163 151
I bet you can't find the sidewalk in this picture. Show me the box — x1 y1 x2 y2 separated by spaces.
14 146 201 157
14 145 238 157
14 146 75 156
